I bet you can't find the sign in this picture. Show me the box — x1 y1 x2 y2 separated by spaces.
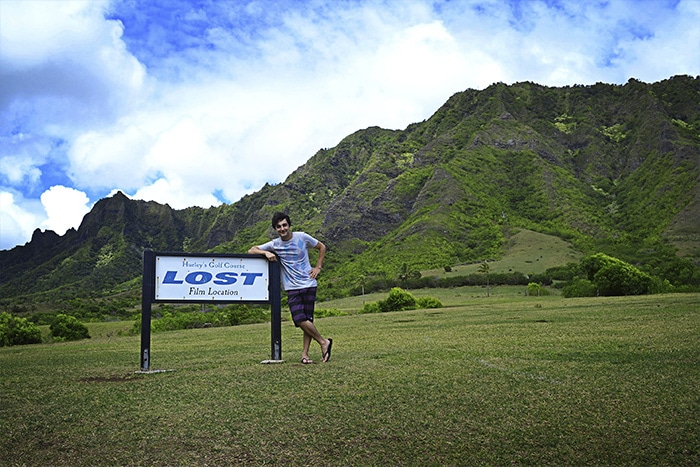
141 251 282 371
154 254 269 302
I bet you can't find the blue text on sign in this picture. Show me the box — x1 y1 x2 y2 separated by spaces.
162 271 264 286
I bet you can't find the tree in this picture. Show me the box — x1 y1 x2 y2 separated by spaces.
357 273 367 305
398 263 421 288
575 253 653 296
478 261 491 297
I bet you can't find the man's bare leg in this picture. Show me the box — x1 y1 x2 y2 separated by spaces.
298 320 331 361
302 332 312 361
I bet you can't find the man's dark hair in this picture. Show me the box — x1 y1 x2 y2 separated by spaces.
271 212 291 228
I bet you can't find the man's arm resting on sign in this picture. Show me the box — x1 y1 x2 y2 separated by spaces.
248 246 277 261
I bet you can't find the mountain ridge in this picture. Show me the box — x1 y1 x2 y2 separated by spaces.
1 75 698 307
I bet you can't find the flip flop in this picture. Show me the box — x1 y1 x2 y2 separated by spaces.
322 338 333 362
301 357 314 364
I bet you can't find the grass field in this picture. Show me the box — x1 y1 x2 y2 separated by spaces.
1 289 698 466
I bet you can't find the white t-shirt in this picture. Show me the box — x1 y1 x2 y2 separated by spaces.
258 232 319 291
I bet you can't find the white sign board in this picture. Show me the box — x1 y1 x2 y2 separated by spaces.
154 255 269 301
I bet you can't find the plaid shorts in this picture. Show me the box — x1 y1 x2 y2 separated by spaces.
287 287 317 326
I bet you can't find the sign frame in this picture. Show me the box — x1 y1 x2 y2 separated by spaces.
140 250 282 371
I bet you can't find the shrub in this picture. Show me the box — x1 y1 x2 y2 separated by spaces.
0 312 42 346
417 296 443 308
133 305 270 334
315 308 347 318
50 314 90 342
526 282 550 296
383 287 417 312
359 302 381 314
222 305 268 326
574 253 654 296
562 278 597 298
595 262 653 296
543 263 578 281
650 276 674 294
645 255 700 286
528 273 554 286
360 288 442 314
151 314 197 332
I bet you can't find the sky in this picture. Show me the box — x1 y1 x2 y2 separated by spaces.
1 0 699 250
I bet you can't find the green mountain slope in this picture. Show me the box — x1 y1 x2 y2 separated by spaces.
1 75 698 307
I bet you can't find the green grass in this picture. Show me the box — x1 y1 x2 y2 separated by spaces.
1 291 699 466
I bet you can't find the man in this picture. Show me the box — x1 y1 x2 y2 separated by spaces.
248 212 332 364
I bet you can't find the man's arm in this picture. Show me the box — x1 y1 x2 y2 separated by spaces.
309 241 326 279
248 245 277 261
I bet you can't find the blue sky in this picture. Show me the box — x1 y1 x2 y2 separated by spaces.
1 0 699 250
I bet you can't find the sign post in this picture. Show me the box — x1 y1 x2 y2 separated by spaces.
269 256 282 362
141 250 156 370
140 250 282 371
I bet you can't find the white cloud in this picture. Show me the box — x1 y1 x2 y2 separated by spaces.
2 1 118 61
68 124 153 191
0 151 43 186
0 186 91 250
133 178 220 209
39 186 91 235
0 0 148 198
0 190 43 249
0 0 147 117
618 0 700 82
